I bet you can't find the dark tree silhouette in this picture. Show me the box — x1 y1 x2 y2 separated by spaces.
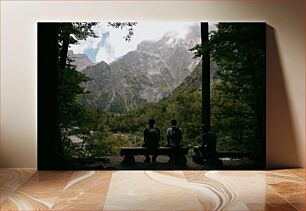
38 22 137 169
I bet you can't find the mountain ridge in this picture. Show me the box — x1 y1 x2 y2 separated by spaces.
68 50 94 71
74 24 202 112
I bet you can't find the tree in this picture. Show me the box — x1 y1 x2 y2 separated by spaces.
38 23 65 169
58 22 138 160
58 23 98 69
39 22 138 168
107 22 137 42
191 23 265 157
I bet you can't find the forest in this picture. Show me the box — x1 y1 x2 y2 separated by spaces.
38 22 265 166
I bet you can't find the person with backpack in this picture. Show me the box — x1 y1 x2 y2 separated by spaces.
166 120 183 147
143 119 160 163
166 120 184 165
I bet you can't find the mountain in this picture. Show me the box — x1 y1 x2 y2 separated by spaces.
68 50 94 71
108 64 204 146
108 60 218 144
171 60 218 96
79 24 201 112
171 62 202 95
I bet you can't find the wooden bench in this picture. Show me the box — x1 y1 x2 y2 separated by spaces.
121 146 189 167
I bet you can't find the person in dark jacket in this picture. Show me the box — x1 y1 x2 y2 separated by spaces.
143 119 160 163
166 120 183 147
193 124 220 166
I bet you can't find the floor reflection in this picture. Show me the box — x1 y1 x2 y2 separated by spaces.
0 168 304 210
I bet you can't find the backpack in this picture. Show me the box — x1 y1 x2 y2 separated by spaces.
170 126 182 146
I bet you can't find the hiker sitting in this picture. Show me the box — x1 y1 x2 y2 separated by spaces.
166 120 183 147
143 119 160 163
193 124 217 164
166 120 183 163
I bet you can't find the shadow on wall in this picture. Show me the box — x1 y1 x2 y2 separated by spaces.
266 25 299 169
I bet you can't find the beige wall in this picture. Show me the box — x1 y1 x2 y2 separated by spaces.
1 1 304 168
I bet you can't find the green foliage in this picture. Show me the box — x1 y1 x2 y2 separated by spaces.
58 66 90 131
58 22 139 159
59 22 265 160
58 22 99 45
108 90 202 151
192 23 266 153
57 22 100 159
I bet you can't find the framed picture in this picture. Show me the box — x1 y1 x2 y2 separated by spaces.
38 22 266 170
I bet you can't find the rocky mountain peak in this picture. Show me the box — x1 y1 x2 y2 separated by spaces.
79 25 201 112
67 50 94 71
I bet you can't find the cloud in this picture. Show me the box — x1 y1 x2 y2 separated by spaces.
95 34 116 64
69 22 204 64
82 32 110 63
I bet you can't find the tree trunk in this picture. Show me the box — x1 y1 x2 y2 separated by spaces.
201 22 210 132
38 23 67 169
59 27 70 69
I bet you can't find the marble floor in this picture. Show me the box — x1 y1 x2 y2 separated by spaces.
0 169 304 210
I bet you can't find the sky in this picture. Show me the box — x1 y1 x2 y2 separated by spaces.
69 22 217 64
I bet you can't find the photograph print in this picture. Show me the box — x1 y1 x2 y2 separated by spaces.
38 22 266 170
